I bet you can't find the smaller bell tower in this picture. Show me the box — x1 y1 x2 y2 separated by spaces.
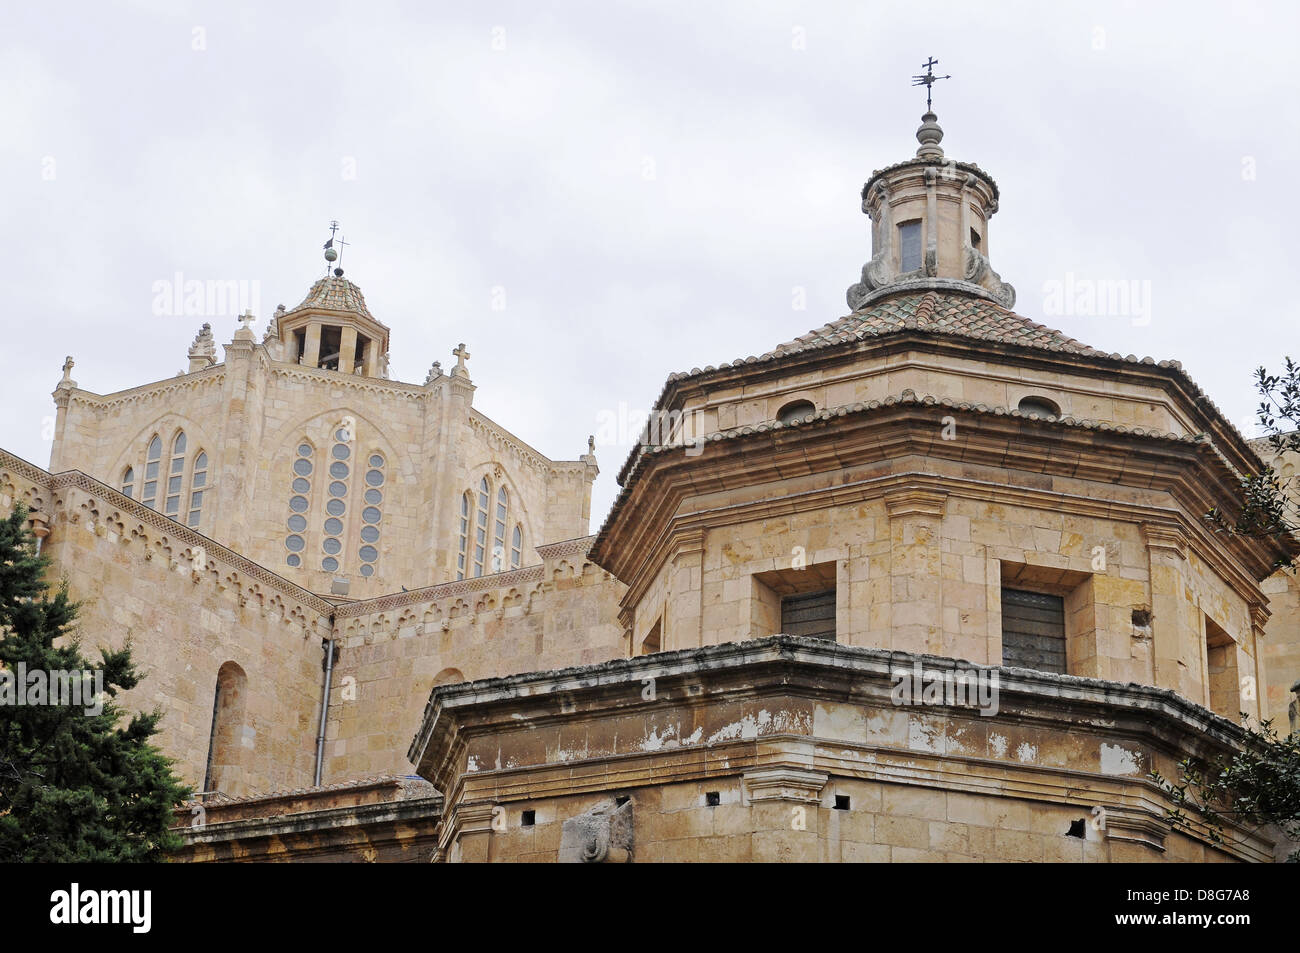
847 59 1016 311
276 223 392 377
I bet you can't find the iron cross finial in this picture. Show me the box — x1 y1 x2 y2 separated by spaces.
911 57 951 112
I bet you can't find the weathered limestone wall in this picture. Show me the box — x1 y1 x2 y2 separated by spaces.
634 456 1265 722
323 538 627 782
0 450 332 798
416 639 1271 863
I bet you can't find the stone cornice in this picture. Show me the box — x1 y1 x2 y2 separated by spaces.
179 795 443 848
410 636 1274 861
335 565 546 618
55 365 228 411
630 318 1269 493
882 487 948 520
333 539 599 619
467 410 588 477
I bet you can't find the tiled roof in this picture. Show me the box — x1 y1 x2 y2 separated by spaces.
288 275 374 320
772 289 1104 358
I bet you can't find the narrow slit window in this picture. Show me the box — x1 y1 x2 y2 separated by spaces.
511 524 522 569
457 492 470 580
121 467 135 499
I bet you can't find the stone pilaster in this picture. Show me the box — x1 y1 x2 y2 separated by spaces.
1142 522 1196 700
884 487 947 655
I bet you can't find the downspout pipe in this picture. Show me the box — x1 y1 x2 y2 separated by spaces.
313 615 336 787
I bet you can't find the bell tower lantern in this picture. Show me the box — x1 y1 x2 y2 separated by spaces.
847 60 1016 311
275 224 392 377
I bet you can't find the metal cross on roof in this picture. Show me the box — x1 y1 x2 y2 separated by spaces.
911 56 951 111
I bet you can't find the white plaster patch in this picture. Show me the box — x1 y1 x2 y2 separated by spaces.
907 717 943 753
639 724 677 752
466 754 481 772
1015 742 1037 763
1100 742 1141 776
989 733 1008 758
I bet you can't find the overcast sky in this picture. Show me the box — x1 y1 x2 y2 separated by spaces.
3 0 1297 532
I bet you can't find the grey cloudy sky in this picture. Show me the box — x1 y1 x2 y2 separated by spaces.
3 0 1297 531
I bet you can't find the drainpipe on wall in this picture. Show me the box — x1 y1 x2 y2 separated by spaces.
313 615 336 787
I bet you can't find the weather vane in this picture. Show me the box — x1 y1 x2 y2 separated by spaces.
911 56 951 112
322 220 350 277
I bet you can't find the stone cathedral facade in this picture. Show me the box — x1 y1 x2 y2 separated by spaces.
2 105 1298 863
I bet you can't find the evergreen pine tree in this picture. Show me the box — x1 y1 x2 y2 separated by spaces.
0 505 191 861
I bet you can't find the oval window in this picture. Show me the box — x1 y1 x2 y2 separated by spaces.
287 514 307 532
332 443 351 460
326 498 346 517
323 517 343 535
360 525 380 543
359 564 374 577
289 495 309 512
294 459 313 476
298 443 313 457
329 461 349 479
322 537 342 555
364 488 382 505
292 477 310 494
286 535 305 552
322 557 339 573
369 454 384 468
776 399 816 425
1017 396 1060 418
359 545 378 563
362 506 381 524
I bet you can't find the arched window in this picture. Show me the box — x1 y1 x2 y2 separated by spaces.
456 492 471 580
141 435 162 509
121 467 135 499
285 441 313 569
511 524 523 569
492 486 509 572
187 451 208 527
777 399 816 426
358 452 385 578
473 477 490 576
203 661 247 795
165 431 187 517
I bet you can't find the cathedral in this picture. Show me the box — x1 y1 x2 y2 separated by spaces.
3 92 1298 863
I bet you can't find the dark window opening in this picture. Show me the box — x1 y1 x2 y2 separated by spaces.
521 809 536 826
899 220 922 272
640 618 662 655
1001 588 1066 674
776 399 816 426
293 328 306 364
781 589 836 641
1066 818 1087 838
354 334 370 374
834 795 851 811
705 791 721 807
1017 396 1061 418
318 325 342 371
970 227 981 250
